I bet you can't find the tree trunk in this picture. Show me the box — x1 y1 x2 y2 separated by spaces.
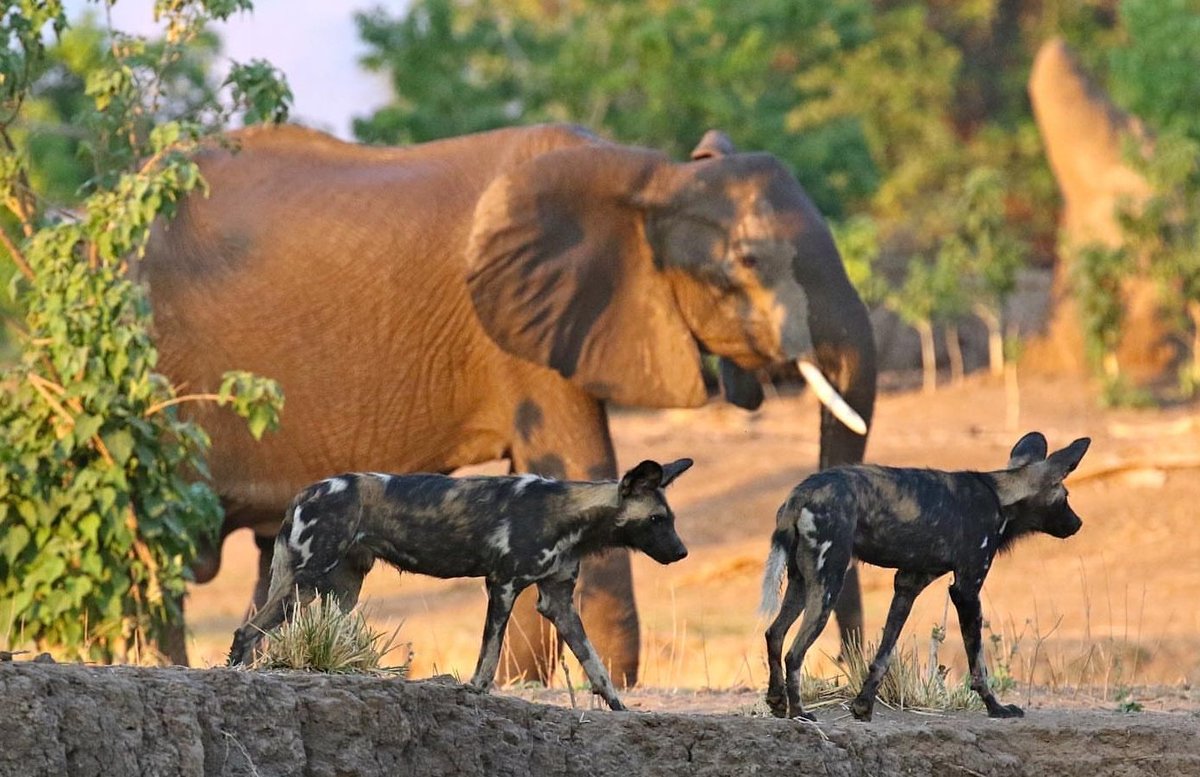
1026 38 1172 383
917 320 937 393
1005 358 1020 433
1103 351 1121 381
945 322 965 387
1188 300 1200 393
975 304 1005 377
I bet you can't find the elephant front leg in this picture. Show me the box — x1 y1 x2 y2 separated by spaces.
503 389 639 687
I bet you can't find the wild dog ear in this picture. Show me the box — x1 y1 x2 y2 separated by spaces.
1007 432 1049 468
619 460 664 498
1046 437 1091 480
658 458 694 488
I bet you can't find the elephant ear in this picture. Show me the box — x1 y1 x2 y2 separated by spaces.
690 129 736 160
465 145 706 408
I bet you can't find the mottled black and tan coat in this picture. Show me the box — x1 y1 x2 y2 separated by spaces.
760 432 1090 722
228 458 693 711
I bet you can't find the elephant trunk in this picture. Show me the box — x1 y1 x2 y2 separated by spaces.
812 296 877 470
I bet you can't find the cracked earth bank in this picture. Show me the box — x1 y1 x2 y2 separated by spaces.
3 663 1199 777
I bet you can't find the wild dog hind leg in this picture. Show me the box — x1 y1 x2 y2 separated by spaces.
849 570 939 721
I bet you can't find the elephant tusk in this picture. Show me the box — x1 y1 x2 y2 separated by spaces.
796 360 868 436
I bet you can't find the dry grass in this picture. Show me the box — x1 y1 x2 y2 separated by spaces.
250 594 411 675
837 632 986 713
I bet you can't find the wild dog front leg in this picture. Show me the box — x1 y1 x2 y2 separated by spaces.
470 580 522 692
849 570 938 721
949 580 1023 718
535 576 626 711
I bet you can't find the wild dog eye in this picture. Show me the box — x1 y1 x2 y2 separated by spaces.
738 254 759 271
649 514 666 524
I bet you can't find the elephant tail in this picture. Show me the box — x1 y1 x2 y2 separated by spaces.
759 507 799 620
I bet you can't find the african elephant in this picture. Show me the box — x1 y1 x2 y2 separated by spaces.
142 123 876 682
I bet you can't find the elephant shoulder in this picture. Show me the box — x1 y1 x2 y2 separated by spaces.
500 124 606 167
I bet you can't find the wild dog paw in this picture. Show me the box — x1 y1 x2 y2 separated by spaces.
765 693 788 718
987 702 1024 718
849 696 875 722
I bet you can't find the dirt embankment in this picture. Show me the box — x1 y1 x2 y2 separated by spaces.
3 662 1198 777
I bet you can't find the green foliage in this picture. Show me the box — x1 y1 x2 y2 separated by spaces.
831 215 885 306
1109 0 1200 142
1115 131 1200 395
354 0 881 217
0 1 290 661
890 236 970 334
1070 241 1131 384
936 168 1029 337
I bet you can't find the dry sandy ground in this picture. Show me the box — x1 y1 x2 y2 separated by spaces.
184 371 1200 714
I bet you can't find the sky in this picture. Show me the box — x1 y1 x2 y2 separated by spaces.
63 0 405 139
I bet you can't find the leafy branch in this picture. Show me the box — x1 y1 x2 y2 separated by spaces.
0 0 289 662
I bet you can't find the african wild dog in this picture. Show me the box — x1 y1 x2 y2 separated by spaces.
760 432 1090 722
227 458 694 710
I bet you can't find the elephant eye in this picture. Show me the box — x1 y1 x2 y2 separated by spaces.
737 254 759 271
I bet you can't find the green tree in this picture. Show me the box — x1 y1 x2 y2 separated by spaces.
831 215 886 307
1118 133 1200 395
887 249 965 394
353 0 880 217
936 167 1028 376
1070 241 1133 402
0 0 290 662
1109 0 1200 143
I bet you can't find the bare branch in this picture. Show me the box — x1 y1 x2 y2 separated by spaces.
144 392 224 416
0 223 34 280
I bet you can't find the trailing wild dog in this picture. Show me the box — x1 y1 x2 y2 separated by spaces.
760 432 1091 722
228 458 693 711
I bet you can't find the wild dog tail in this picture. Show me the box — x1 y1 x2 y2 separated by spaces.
759 500 801 619
264 523 299 606
264 487 319 604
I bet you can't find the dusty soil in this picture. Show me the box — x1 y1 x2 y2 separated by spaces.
3 661 1199 777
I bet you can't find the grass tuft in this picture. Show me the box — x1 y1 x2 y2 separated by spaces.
789 629 987 715
839 633 985 713
250 593 411 675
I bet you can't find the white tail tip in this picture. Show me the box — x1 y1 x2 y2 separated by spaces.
797 360 868 436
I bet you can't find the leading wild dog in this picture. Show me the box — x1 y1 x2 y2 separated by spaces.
228 458 694 711
760 432 1090 721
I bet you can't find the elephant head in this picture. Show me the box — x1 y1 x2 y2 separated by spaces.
465 129 876 465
